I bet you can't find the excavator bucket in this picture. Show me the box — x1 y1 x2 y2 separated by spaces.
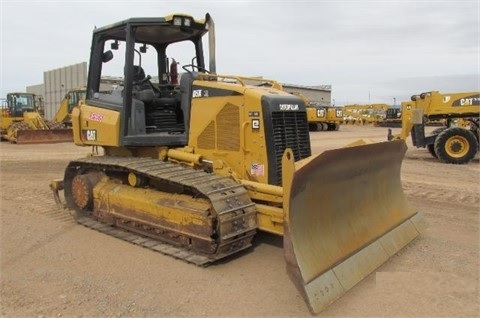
282 139 425 314
14 128 73 144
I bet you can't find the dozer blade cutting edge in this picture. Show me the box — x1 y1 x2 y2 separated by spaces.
281 139 426 314
14 128 73 144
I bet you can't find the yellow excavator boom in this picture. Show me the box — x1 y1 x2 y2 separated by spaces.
53 88 86 125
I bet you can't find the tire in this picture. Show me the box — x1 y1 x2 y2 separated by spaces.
470 118 480 141
427 127 446 158
327 123 340 131
434 127 479 164
427 144 437 158
430 127 446 136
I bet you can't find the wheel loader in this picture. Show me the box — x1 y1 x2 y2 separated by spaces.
49 13 425 313
388 91 480 164
0 92 72 144
1 92 37 136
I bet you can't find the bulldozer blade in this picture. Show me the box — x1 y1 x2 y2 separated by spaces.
282 139 426 314
15 129 73 144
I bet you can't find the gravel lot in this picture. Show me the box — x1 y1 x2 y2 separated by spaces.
1 125 478 317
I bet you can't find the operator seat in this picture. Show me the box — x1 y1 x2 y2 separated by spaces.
132 66 153 102
132 66 146 83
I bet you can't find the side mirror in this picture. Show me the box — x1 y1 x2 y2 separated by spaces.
111 40 119 50
102 50 114 63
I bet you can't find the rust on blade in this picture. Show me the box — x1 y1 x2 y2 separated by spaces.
15 129 73 144
283 140 425 313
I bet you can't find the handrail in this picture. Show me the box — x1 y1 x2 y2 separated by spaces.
196 73 283 90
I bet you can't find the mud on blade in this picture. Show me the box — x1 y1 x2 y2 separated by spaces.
282 140 426 314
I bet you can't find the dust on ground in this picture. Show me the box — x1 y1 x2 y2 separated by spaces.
1 125 478 317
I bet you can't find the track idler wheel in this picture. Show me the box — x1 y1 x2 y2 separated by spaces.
70 172 102 214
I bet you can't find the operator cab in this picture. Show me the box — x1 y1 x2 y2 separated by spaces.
86 14 213 147
7 93 36 117
67 90 87 113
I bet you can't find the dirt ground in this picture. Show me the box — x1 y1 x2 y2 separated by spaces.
1 125 478 317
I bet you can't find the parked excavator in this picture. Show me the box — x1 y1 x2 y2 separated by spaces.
52 87 86 127
49 13 425 313
388 91 480 164
1 92 72 143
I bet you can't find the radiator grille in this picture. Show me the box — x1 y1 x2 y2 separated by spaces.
198 121 216 149
270 111 311 185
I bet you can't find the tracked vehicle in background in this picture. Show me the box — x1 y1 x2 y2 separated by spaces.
50 13 425 313
1 92 72 143
52 87 86 127
292 92 342 131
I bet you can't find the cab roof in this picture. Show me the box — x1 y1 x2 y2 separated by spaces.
93 14 209 45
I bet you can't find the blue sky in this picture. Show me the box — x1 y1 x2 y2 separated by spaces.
1 0 478 105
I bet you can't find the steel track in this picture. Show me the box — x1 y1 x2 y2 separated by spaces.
65 156 257 266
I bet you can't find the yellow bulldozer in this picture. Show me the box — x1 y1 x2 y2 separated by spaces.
50 13 425 313
388 91 480 164
0 92 72 144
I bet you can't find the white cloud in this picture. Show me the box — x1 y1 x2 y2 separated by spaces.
1 0 479 105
